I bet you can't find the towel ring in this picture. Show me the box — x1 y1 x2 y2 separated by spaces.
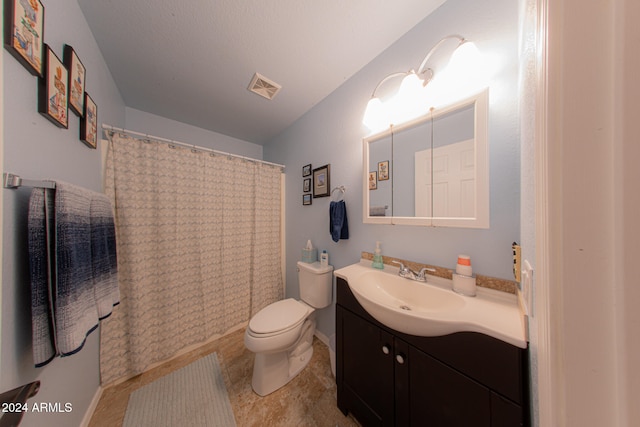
331 186 346 201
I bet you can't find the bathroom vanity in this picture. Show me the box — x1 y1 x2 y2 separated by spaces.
335 267 529 426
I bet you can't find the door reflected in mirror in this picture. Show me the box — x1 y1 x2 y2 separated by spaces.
363 90 488 228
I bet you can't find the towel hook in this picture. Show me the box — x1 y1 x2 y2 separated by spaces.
331 185 346 201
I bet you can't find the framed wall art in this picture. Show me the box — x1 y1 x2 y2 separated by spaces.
80 93 98 148
303 178 311 193
313 164 330 198
303 194 312 206
302 164 312 177
378 160 389 181
4 0 45 76
38 45 68 128
64 45 86 117
369 171 378 190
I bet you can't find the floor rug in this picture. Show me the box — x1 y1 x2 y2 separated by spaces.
122 352 237 426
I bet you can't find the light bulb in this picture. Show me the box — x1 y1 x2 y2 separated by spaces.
363 97 387 131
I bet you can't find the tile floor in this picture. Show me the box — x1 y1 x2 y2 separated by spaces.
89 328 360 426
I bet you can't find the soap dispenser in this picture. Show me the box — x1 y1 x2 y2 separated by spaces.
372 241 384 269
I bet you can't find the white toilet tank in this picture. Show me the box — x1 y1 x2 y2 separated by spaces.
297 261 333 309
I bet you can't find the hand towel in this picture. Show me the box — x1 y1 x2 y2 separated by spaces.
28 188 57 367
55 182 100 356
90 192 120 319
330 200 349 242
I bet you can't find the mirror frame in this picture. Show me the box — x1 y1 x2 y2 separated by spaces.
362 89 489 228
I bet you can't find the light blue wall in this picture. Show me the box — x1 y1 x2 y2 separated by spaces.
264 0 521 339
125 107 263 159
2 1 125 425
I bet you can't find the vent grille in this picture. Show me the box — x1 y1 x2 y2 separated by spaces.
248 73 281 100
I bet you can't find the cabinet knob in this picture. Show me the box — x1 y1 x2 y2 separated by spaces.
396 354 405 364
382 345 390 355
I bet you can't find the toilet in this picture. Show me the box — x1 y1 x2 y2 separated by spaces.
244 261 333 396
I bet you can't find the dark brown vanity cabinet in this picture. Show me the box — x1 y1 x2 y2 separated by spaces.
336 277 529 427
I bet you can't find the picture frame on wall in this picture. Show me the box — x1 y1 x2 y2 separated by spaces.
38 45 69 128
80 92 98 148
303 178 311 193
378 160 389 181
4 0 45 77
369 171 378 190
64 45 86 117
303 194 312 206
313 164 330 198
302 164 312 177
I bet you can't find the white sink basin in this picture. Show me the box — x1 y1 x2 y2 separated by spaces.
334 261 527 348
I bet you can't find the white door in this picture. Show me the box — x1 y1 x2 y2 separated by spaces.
415 139 475 217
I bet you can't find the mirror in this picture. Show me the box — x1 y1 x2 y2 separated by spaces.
363 89 489 228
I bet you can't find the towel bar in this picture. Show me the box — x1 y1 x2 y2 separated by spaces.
3 173 56 189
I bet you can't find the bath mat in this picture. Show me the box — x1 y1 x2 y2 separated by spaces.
122 353 237 427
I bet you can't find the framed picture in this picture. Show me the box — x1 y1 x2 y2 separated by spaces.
369 171 378 190
4 0 45 76
303 194 312 206
302 164 312 177
80 93 98 148
303 178 311 193
378 160 389 181
64 45 86 117
313 164 330 198
38 45 68 128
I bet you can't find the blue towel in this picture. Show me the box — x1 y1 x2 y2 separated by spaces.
330 201 349 242
28 182 119 366
28 188 57 367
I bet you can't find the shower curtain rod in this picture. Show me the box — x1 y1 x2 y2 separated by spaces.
102 124 285 170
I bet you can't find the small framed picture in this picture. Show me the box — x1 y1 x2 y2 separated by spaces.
38 45 68 128
64 45 86 117
378 160 389 181
369 171 378 190
313 164 330 198
4 0 45 77
303 194 312 205
80 93 98 148
302 164 312 177
303 178 311 193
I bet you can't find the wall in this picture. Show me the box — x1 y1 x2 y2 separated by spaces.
264 0 520 340
124 107 263 159
1 1 125 426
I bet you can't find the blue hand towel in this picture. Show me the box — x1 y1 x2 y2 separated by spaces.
330 200 349 242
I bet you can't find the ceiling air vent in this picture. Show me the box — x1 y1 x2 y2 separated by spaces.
248 73 281 100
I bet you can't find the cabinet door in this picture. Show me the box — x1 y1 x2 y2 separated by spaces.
338 307 394 426
409 346 492 427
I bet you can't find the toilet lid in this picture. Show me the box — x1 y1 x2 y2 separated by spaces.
249 298 309 335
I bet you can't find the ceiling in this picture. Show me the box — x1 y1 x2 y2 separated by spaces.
78 0 446 145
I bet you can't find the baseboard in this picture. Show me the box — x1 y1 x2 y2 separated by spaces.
314 329 330 347
80 385 103 427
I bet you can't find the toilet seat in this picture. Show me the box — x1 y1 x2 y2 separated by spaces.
248 298 310 337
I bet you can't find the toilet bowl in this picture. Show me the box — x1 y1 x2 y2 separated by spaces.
244 261 333 396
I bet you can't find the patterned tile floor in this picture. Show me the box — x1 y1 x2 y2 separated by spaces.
89 328 360 426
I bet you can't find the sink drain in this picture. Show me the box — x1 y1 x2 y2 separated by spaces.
399 305 412 311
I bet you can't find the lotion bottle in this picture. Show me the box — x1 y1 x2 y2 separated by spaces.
320 250 329 267
372 241 384 269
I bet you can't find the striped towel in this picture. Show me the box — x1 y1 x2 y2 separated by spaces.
28 182 119 367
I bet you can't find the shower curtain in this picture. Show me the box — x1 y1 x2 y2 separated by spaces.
99 132 283 385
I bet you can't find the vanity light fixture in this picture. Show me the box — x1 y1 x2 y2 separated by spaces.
363 35 485 131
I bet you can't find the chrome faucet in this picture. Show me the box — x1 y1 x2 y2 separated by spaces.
392 261 436 282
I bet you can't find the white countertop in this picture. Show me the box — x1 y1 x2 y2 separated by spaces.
335 260 528 349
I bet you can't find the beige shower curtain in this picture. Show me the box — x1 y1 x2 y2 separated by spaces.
99 132 283 385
